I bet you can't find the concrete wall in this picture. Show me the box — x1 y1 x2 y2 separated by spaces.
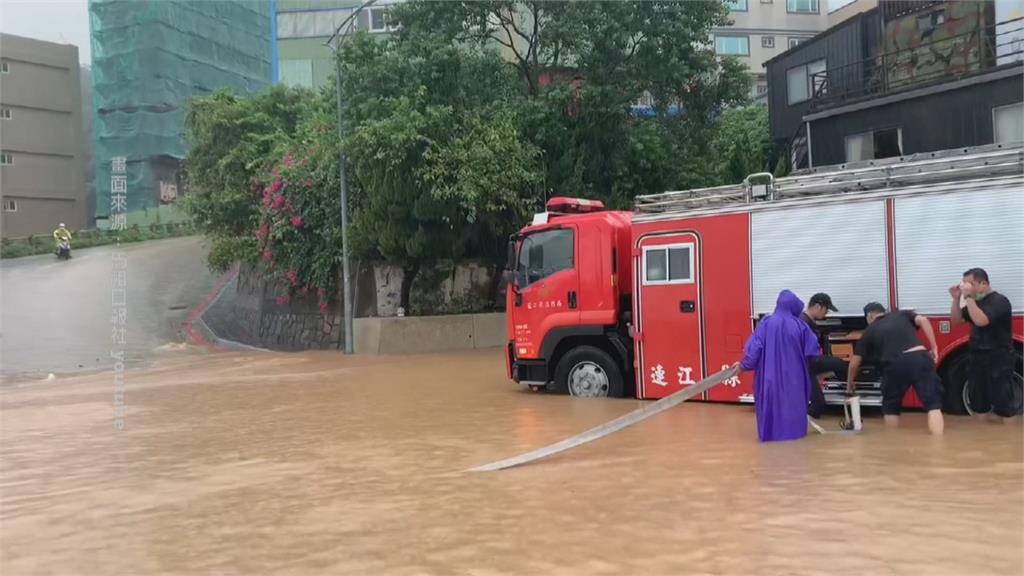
354 313 506 355
208 261 505 352
0 33 85 238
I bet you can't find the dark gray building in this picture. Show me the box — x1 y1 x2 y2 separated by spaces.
765 0 1024 169
0 33 87 238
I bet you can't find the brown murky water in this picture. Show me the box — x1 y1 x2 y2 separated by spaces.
1 349 1022 575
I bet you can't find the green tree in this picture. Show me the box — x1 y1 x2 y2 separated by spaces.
182 86 309 271
339 33 541 308
706 104 773 185
394 0 752 205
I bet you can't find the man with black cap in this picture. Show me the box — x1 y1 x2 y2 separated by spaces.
847 302 944 434
801 293 848 418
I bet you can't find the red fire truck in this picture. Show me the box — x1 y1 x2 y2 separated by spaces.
505 143 1024 414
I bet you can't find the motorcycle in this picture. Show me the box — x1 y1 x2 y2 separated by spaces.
56 240 71 260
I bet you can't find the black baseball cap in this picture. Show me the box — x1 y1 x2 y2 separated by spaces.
809 293 838 312
863 302 886 317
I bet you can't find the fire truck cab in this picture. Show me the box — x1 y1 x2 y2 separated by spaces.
505 144 1024 414
505 198 636 398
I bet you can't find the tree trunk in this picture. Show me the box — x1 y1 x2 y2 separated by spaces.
487 259 504 311
400 263 420 313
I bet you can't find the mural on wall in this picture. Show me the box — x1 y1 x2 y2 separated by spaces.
883 0 986 89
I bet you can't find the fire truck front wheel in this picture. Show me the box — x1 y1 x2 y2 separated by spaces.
552 346 625 399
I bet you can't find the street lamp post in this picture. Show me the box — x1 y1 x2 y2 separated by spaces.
325 0 377 354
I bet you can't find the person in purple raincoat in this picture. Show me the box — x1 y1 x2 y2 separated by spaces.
737 290 822 442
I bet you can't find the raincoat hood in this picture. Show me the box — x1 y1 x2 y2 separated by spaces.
775 290 804 317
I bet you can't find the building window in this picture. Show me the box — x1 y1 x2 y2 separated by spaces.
715 36 750 56
725 0 748 11
643 244 694 285
0 61 8 74
761 0 774 3
786 58 825 104
3 199 15 212
993 102 1024 143
518 228 574 288
0 108 10 120
0 153 12 165
787 0 819 13
368 6 396 33
762 36 776 49
845 128 903 162
756 82 769 95
788 37 805 49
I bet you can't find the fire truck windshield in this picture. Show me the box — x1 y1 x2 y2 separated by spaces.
516 228 574 288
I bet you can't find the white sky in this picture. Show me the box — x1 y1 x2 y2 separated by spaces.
0 0 91 64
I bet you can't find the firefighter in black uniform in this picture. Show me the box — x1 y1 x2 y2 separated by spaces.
951 268 1019 424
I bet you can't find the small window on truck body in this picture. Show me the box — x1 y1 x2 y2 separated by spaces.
517 228 574 288
643 244 694 285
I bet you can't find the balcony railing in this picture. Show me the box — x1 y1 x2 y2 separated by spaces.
809 17 1024 111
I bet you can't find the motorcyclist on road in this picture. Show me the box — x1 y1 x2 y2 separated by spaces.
53 223 72 252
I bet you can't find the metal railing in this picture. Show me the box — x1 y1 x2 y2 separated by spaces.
633 142 1024 215
808 17 1024 111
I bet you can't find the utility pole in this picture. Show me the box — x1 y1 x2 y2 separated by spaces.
325 0 377 354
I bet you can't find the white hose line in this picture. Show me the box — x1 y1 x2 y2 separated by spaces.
468 366 741 472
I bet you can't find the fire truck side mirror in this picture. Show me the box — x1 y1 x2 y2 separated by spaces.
505 239 516 272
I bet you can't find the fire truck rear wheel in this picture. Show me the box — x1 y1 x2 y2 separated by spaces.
553 346 624 399
944 350 1024 416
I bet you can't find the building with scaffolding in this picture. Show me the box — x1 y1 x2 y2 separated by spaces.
89 0 272 224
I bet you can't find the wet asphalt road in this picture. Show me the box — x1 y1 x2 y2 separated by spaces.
0 237 216 378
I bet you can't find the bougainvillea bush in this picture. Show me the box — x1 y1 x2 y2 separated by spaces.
253 104 342 313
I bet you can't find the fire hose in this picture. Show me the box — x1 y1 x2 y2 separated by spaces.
468 365 742 472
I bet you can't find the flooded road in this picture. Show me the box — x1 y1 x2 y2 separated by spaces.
1 349 1021 575
0 237 215 377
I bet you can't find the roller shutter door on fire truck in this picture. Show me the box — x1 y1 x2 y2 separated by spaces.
894 187 1024 314
751 200 889 316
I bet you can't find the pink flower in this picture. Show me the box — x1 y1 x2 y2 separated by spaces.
290 215 302 228
262 249 273 262
276 295 290 306
286 269 298 286
317 301 329 313
283 155 294 168
270 179 283 194
271 194 285 210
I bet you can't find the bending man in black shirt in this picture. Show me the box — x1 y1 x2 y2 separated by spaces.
847 303 943 435
951 268 1018 423
801 293 848 419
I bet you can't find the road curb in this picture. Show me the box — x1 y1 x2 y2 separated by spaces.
183 266 240 352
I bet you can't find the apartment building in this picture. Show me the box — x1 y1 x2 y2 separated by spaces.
276 0 400 89
715 0 831 98
0 34 86 238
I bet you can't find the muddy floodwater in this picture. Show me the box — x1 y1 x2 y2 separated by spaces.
1 349 1021 575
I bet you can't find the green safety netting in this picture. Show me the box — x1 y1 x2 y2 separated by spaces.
90 0 271 220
